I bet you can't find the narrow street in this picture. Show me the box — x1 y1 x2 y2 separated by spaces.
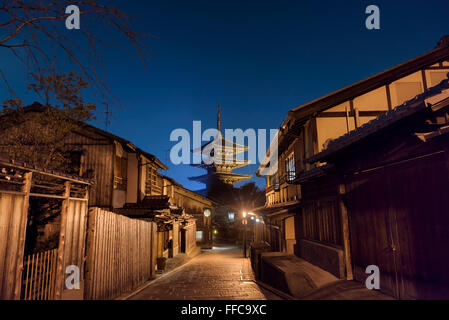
128 244 282 300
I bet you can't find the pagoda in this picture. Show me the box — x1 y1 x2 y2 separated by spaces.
189 103 252 196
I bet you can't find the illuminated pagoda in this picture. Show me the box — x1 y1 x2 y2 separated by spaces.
189 103 252 197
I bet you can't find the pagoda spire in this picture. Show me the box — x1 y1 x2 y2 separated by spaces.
217 101 222 133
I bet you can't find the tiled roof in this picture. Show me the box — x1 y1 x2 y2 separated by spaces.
291 164 335 184
253 201 301 216
0 155 92 184
123 195 171 210
308 78 449 163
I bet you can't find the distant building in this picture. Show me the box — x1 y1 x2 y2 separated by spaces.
189 104 252 239
189 103 252 193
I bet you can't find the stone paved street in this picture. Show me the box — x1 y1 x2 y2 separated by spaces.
128 244 281 300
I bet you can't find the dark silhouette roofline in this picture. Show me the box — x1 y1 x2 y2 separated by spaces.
19 102 168 170
287 35 449 124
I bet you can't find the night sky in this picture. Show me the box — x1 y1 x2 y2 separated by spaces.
1 0 449 191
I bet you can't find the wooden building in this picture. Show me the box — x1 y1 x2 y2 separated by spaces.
0 102 168 210
253 36 449 285
1 104 210 272
162 175 214 251
302 79 449 299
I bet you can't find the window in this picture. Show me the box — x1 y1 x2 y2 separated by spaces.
114 156 127 190
228 212 235 221
145 166 162 194
68 151 83 176
285 152 295 182
196 231 203 241
269 174 279 190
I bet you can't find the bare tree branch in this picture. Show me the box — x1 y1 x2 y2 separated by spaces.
0 0 153 108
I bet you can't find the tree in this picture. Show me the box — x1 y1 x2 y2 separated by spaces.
0 72 96 170
232 182 265 212
208 181 265 212
0 1 150 102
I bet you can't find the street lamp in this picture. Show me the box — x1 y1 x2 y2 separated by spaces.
204 208 212 248
242 211 248 258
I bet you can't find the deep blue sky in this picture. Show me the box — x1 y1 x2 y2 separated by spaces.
1 0 449 191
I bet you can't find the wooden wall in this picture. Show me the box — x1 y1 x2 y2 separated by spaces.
346 151 449 299
301 200 342 247
84 207 156 300
65 132 115 208
56 197 89 299
0 192 29 299
183 222 197 256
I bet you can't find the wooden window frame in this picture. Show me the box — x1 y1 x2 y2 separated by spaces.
114 155 127 191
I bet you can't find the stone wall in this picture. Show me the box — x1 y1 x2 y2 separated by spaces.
297 239 345 278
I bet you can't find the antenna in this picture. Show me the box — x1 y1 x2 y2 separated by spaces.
217 101 222 133
102 102 112 131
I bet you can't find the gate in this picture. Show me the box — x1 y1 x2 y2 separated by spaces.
21 249 58 300
0 157 90 300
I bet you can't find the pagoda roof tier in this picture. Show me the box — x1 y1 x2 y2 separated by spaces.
189 172 252 184
191 160 251 170
193 133 249 156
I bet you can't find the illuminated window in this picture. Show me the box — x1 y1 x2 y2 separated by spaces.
196 231 203 241
269 174 279 190
228 212 235 221
285 152 295 181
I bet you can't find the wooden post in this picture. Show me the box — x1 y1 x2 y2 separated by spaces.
12 171 32 299
354 108 360 128
54 181 71 299
84 207 96 300
338 183 353 280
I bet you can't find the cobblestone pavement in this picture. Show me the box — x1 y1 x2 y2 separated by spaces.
128 244 281 300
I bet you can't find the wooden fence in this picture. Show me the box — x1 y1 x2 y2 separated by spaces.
84 207 157 300
0 190 30 299
22 249 58 300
